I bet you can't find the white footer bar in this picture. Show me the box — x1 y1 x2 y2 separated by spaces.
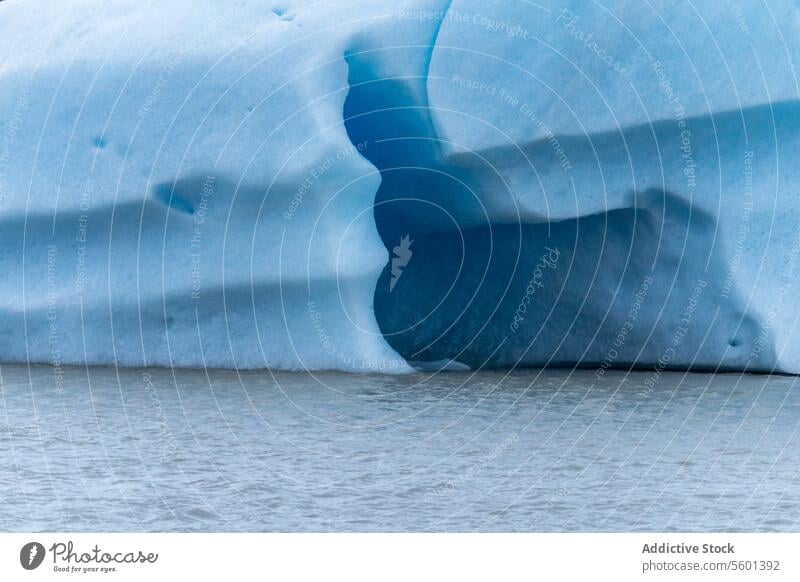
1 533 796 581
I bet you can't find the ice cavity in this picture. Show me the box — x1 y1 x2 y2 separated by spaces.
1 0 799 374
351 0 800 374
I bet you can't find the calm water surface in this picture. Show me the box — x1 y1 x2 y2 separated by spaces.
1 365 798 531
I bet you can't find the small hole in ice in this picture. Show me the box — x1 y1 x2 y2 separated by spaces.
272 7 295 20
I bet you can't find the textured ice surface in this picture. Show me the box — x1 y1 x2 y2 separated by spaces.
1 0 799 372
0 0 446 371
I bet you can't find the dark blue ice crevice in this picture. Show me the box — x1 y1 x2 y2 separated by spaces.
153 181 197 215
342 0 475 241
342 15 784 372
374 192 771 372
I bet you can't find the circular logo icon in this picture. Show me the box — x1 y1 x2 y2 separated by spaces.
20 542 46 570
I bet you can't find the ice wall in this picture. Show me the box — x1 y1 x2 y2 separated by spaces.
1 0 799 373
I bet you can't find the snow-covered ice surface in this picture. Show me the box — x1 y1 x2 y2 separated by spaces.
1 0 799 373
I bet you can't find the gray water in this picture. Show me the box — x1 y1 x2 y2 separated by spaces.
1 365 798 532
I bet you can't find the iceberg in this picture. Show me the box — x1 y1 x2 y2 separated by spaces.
1 0 798 373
